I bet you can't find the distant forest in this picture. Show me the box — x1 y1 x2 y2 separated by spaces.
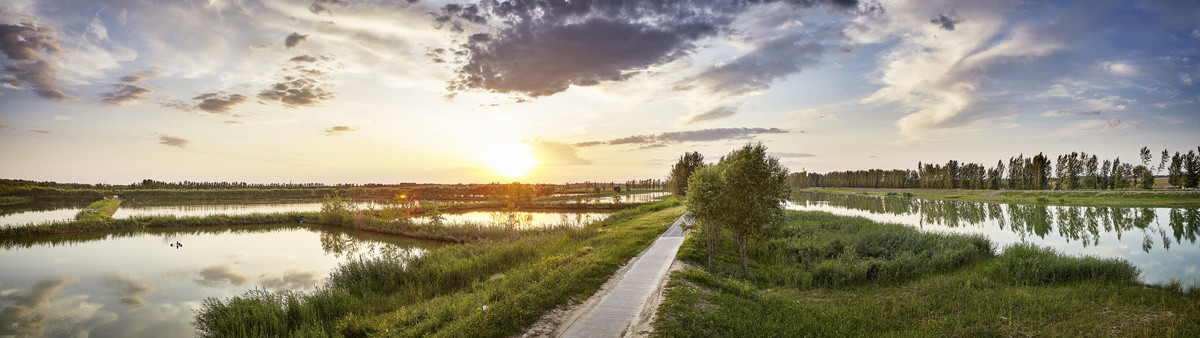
0 178 667 201
791 147 1200 190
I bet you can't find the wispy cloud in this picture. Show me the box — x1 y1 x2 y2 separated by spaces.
574 127 788 149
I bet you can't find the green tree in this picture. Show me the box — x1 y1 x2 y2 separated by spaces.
720 143 790 277
685 164 730 268
667 151 704 197
1135 165 1154 190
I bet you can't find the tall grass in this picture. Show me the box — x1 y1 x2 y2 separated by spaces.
0 212 313 238
985 243 1140 286
75 197 121 221
193 199 686 337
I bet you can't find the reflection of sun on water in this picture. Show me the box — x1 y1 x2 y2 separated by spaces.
485 142 538 178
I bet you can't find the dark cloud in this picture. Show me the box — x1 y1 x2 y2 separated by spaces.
525 139 592 165
682 26 842 97
193 93 248 113
258 77 335 107
770 152 815 158
0 23 71 101
438 0 866 98
574 127 788 148
259 270 321 290
684 106 737 124
290 55 318 63
99 84 153 106
930 12 962 31
156 134 190 148
29 129 51 134
194 265 248 287
309 0 350 16
324 125 358 135
284 32 309 48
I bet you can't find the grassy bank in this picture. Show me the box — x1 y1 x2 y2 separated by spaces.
75 198 121 221
653 210 1199 336
194 199 684 336
804 187 1200 207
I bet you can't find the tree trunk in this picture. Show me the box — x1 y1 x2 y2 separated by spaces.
705 224 715 268
736 234 749 278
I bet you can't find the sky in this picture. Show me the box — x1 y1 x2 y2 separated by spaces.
0 0 1197 184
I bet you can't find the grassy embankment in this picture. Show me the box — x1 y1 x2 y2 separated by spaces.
74 197 121 221
194 199 685 337
653 210 1199 336
804 187 1200 208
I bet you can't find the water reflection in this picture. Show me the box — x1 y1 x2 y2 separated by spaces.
423 211 609 228
575 192 670 204
0 225 441 336
788 191 1200 286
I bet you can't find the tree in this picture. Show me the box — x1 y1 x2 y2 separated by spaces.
667 152 704 197
1185 150 1200 188
685 164 729 268
1135 165 1154 190
720 143 790 277
1169 152 1183 186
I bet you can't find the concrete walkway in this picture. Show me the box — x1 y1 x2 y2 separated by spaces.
562 215 689 338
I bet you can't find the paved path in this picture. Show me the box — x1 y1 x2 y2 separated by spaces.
562 215 689 338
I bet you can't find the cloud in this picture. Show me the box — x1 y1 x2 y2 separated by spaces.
324 125 358 136
574 127 788 148
257 56 339 108
770 152 816 158
309 0 350 16
680 23 845 97
1054 117 1133 136
930 12 962 31
117 67 162 84
684 106 738 124
193 93 248 114
284 32 309 49
855 0 1116 137
99 84 153 106
258 270 321 291
194 265 248 287
1099 61 1139 76
1039 109 1102 117
156 134 190 148
29 129 51 134
0 22 72 101
439 0 865 98
524 139 591 165
222 120 243 124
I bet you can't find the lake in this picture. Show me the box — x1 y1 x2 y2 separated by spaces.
788 191 1200 286
0 225 442 336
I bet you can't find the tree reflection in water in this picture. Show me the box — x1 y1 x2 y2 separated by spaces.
789 191 1200 253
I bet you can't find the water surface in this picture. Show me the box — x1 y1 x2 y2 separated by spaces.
0 225 441 336
788 191 1200 286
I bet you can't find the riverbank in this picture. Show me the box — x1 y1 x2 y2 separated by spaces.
194 200 686 336
652 210 1199 336
802 187 1200 207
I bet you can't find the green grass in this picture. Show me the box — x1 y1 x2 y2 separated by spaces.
1 212 315 238
194 199 685 337
653 210 1199 336
74 197 121 221
805 187 1200 208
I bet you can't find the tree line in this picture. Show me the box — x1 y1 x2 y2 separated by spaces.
790 146 1200 190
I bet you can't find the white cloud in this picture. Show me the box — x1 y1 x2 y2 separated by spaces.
1099 61 1139 76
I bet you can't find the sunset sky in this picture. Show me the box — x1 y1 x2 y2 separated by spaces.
1 0 1197 184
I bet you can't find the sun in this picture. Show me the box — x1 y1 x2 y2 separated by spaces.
485 142 539 178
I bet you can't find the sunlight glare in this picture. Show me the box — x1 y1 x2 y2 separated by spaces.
485 142 538 178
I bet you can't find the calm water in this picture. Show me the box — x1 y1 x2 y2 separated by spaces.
577 192 670 204
0 225 441 336
788 191 1200 286
424 210 609 228
0 201 92 227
